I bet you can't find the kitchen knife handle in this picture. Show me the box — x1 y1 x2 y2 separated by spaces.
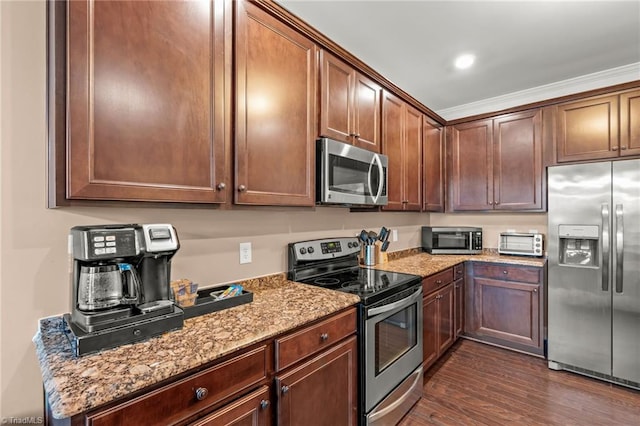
601 204 610 292
615 204 624 293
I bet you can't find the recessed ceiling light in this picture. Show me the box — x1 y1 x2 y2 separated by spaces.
454 54 475 70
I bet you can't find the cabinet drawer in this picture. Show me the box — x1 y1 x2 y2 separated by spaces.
275 308 357 371
473 264 541 284
86 346 268 426
190 385 271 426
422 268 454 295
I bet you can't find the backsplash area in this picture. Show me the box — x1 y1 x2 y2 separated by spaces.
429 212 548 249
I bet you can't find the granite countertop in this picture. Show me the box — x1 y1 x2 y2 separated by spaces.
34 274 360 419
34 250 544 419
374 250 546 277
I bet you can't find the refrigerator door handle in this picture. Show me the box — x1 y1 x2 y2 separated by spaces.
615 204 624 293
601 204 610 292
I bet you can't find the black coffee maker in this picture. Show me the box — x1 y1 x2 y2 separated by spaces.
63 224 184 356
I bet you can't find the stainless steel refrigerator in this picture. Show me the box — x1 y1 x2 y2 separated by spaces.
547 159 640 389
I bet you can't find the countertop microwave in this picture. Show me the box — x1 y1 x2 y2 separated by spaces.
422 226 483 254
316 138 388 206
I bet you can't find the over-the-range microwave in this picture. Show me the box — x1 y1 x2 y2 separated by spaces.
316 137 388 207
422 226 483 254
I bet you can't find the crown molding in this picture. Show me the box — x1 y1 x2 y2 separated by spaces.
437 62 640 121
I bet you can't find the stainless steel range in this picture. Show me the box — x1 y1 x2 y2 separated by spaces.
288 237 423 425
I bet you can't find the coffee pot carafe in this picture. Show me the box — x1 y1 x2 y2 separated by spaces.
77 263 141 311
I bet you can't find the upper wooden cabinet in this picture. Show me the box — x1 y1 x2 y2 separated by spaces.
51 0 230 204
556 89 640 162
448 109 543 212
235 0 317 206
382 91 422 211
320 50 382 152
422 118 444 212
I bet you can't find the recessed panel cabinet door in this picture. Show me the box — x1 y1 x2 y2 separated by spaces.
381 91 405 210
423 119 444 212
493 109 542 210
404 105 423 211
65 0 229 203
353 73 381 152
235 0 317 206
449 120 493 211
320 50 353 144
620 89 640 156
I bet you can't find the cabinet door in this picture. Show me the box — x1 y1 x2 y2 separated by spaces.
422 292 439 370
493 110 543 210
472 277 540 349
454 277 464 339
235 1 317 206
190 386 271 426
65 0 229 203
320 50 353 144
423 119 444 212
437 283 455 355
276 336 358 426
381 91 405 210
353 73 382 152
620 89 640 157
556 95 619 162
449 120 493 211
404 104 423 211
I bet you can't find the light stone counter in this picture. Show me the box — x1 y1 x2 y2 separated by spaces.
375 250 546 277
34 274 360 419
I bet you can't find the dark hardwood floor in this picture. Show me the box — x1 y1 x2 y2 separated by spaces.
399 339 640 425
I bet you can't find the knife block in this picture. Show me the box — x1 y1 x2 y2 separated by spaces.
375 242 388 264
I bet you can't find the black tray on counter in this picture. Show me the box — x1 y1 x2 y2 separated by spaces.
182 286 253 319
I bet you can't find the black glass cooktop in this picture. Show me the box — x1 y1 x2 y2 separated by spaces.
299 267 421 305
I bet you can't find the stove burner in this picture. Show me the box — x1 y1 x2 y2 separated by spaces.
341 281 377 293
314 277 340 286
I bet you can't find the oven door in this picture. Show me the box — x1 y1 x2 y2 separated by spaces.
318 138 388 206
364 285 423 414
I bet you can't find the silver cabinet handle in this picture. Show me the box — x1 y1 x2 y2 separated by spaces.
281 385 290 395
615 204 624 293
216 182 226 190
260 399 269 410
602 204 610 292
238 185 247 192
195 387 208 401
320 333 329 342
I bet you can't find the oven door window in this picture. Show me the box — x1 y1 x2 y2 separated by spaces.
434 232 470 250
374 304 418 375
329 154 375 197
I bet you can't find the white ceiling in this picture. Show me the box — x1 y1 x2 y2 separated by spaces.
277 0 640 120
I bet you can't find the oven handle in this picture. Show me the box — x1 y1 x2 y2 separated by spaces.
367 287 422 317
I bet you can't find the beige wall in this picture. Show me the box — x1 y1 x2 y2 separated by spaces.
0 1 550 419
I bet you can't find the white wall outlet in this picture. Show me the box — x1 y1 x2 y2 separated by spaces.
392 229 398 242
239 242 252 264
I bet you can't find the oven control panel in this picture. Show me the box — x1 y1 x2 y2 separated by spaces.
289 237 361 262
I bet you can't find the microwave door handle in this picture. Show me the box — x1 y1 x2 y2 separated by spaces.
369 154 383 203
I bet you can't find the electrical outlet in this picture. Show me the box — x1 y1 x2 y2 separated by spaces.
392 229 398 242
239 242 252 264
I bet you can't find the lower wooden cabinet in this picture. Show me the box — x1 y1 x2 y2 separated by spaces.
465 262 544 356
422 265 463 371
189 386 271 426
51 308 358 426
275 336 358 426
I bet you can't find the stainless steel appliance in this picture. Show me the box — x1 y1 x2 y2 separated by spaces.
498 232 544 257
316 137 388 206
547 160 640 389
63 224 184 356
422 226 483 254
288 237 423 426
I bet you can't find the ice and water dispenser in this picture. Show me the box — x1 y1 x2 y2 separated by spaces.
558 225 599 267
